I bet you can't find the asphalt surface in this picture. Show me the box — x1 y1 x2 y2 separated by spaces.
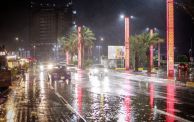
0 68 194 122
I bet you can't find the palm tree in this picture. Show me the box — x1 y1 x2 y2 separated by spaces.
60 26 96 63
138 32 164 72
130 35 147 71
130 32 163 72
81 27 96 59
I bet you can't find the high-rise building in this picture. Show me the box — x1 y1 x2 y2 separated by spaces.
30 0 74 61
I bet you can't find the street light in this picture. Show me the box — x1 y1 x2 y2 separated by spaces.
98 37 104 64
119 14 135 70
33 45 36 59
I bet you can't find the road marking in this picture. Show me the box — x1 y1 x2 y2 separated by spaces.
55 92 86 122
154 108 191 122
49 83 86 122
19 109 22 122
24 108 27 122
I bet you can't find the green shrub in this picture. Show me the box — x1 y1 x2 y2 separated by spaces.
177 55 188 62
84 59 93 68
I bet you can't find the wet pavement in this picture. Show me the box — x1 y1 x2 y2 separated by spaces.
0 68 194 121
0 70 84 122
53 70 194 122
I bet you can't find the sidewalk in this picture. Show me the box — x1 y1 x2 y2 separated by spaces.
114 69 194 87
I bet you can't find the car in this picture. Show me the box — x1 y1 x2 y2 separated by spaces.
89 64 108 76
48 65 71 82
66 64 77 72
38 62 54 71
58 61 66 66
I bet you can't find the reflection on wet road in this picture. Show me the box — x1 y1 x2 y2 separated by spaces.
52 70 194 122
0 70 84 122
0 68 194 121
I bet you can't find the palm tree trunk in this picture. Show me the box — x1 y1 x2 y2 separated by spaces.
135 51 139 71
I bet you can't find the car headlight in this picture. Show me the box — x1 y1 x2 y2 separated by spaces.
40 65 44 70
93 68 99 73
104 68 108 72
47 64 53 70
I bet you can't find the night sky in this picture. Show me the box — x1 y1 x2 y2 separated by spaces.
0 0 193 55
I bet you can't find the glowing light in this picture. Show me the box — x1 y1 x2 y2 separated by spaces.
66 51 70 65
78 26 83 69
166 82 175 121
149 83 154 109
120 14 125 19
167 0 175 77
39 72 45 94
125 17 130 70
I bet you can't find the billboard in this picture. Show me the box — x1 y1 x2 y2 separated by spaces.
108 46 125 59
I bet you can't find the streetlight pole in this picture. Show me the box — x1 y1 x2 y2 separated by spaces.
33 45 36 59
120 15 134 70
124 16 130 70
149 29 154 73
167 0 175 77
99 37 104 63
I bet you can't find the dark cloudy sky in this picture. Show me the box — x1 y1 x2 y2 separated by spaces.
0 0 193 54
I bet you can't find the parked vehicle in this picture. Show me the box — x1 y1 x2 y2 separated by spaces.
0 49 11 88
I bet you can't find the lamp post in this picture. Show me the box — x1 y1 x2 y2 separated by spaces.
120 14 134 70
99 37 104 63
33 45 36 59
167 0 175 77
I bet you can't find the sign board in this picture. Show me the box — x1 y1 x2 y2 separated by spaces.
108 46 125 59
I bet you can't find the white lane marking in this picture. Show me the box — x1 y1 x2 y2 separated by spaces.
24 108 27 122
19 109 22 122
55 92 87 122
49 82 86 122
154 108 191 122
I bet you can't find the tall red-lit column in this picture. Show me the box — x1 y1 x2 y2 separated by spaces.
78 26 83 69
158 43 161 67
125 17 130 70
149 29 154 73
66 51 70 65
167 0 175 77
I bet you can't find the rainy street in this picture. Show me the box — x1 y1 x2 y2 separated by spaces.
1 67 193 121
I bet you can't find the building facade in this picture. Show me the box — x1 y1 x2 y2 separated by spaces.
30 1 74 61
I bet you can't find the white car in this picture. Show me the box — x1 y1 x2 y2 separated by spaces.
66 64 77 72
39 62 54 71
89 64 108 76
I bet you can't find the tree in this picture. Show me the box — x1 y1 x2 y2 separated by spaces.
60 26 96 62
130 35 146 71
140 32 164 72
130 32 164 71
81 27 96 59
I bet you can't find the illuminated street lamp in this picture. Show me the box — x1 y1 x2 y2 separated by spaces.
15 37 19 41
98 37 104 63
166 0 175 77
33 45 36 58
120 14 134 70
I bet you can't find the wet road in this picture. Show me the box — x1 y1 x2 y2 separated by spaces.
52 70 194 122
1 68 194 121
0 70 84 122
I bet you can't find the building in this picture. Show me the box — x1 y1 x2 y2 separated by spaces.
30 0 74 61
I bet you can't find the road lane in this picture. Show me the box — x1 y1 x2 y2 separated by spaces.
52 70 194 121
